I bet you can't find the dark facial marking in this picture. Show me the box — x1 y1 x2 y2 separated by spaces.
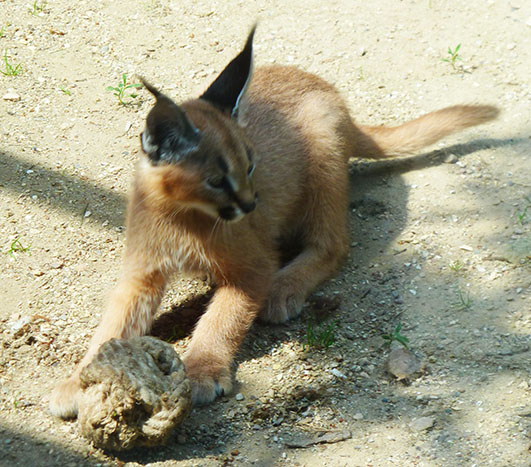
218 206 237 221
244 143 254 162
217 156 229 173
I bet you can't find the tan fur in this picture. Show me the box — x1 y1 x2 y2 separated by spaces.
49 62 498 418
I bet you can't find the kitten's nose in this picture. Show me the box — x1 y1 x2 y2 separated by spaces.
239 199 256 214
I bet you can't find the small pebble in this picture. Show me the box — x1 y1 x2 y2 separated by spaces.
386 348 424 381
3 91 21 102
330 368 347 379
445 154 458 164
409 416 435 432
235 393 244 401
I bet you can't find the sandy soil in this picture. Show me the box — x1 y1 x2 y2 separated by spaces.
0 1 530 466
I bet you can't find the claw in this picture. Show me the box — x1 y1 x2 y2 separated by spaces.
214 381 225 397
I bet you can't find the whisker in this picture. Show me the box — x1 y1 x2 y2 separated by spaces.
208 217 222 244
131 192 149 213
170 204 187 219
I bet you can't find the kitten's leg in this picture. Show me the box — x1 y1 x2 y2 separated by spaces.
48 268 167 419
184 268 272 405
261 158 350 324
261 239 348 323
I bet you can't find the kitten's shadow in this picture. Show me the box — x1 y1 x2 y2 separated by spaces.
150 292 213 341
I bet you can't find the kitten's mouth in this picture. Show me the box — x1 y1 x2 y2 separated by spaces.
219 202 256 222
218 206 243 222
218 197 256 222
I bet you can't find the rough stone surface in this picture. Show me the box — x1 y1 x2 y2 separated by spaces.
386 347 424 381
77 336 192 451
409 416 435 432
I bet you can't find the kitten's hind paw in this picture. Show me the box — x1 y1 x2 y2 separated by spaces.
48 375 81 420
260 285 305 324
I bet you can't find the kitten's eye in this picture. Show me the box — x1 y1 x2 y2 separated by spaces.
206 176 225 190
247 164 256 177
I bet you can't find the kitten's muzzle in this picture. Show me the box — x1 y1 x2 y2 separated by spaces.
237 192 258 214
219 194 257 221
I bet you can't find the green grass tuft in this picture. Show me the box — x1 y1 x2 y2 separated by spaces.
106 74 142 105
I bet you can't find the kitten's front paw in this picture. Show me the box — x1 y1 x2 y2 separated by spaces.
189 373 233 405
48 375 81 419
260 280 305 324
183 357 232 406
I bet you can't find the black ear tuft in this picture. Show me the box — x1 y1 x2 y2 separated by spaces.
140 77 162 98
140 79 201 164
200 25 256 118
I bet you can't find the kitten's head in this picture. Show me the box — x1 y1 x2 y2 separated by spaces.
139 26 257 223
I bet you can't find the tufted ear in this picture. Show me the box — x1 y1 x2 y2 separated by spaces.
140 79 201 165
200 25 256 121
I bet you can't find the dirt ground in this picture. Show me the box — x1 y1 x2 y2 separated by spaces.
0 0 530 466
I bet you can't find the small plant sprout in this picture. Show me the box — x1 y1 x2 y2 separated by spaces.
144 0 159 9
382 323 410 349
452 287 472 311
442 43 462 69
31 0 47 15
13 393 22 409
515 196 531 225
58 85 71 96
106 74 142 105
1 49 22 76
449 260 465 272
303 314 338 351
8 236 31 258
165 324 186 343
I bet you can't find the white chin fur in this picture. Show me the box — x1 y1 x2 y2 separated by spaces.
193 204 244 223
227 208 244 223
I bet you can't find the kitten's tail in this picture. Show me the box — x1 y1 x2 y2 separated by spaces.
354 105 499 159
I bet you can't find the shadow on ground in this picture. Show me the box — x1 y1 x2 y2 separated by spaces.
0 422 96 467
0 149 126 229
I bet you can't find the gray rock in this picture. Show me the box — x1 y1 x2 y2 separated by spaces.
386 347 425 381
409 416 435 432
445 154 458 163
